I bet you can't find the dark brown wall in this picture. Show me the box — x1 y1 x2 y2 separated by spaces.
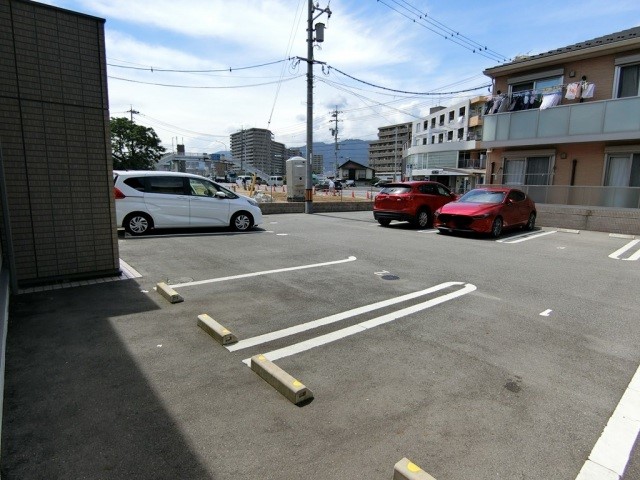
0 0 118 286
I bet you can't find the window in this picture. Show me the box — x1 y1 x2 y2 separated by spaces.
147 176 186 194
124 177 145 191
448 111 455 122
507 190 526 202
190 178 219 196
503 156 551 185
511 75 563 94
436 184 451 196
605 153 640 187
617 64 640 98
458 128 464 140
459 107 466 117
419 184 437 194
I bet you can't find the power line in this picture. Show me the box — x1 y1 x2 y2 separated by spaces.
107 74 304 89
376 0 508 63
267 0 306 129
106 58 291 73
324 65 490 95
394 0 508 61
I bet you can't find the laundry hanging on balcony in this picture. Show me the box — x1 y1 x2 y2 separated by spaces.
484 81 597 114
564 80 595 100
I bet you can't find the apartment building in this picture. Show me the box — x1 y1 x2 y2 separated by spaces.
482 26 640 208
230 128 286 176
368 122 412 180
405 99 489 192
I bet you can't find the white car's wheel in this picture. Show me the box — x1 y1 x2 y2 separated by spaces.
124 213 152 235
231 212 253 231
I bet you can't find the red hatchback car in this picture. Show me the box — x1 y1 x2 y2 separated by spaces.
373 181 457 228
434 186 536 237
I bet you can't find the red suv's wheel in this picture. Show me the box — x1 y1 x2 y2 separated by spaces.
413 209 431 228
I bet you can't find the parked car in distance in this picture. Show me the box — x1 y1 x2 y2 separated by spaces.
316 179 343 191
373 181 457 228
268 175 284 186
113 170 263 235
374 179 392 188
343 179 356 187
434 186 536 238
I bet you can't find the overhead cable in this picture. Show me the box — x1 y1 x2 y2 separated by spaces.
106 58 291 73
325 65 490 95
107 75 304 89
376 0 508 63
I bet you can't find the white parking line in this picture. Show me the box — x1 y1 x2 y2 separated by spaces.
228 282 466 352
170 255 357 289
608 239 640 261
242 282 477 365
496 230 557 244
576 365 640 480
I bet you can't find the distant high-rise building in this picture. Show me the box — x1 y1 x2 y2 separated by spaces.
312 154 324 174
286 147 302 160
230 128 286 175
368 122 412 179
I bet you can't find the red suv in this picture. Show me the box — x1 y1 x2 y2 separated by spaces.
373 181 457 228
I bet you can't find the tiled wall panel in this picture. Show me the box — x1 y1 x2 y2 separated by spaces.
0 0 118 286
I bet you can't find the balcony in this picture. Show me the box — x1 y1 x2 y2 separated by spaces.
482 96 640 147
458 157 486 170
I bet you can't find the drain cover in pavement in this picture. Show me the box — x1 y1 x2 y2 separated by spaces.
380 275 400 281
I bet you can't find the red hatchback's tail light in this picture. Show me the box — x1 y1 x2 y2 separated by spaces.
114 187 126 199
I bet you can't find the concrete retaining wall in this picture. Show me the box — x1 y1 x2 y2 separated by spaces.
258 201 640 236
259 202 374 215
536 204 640 235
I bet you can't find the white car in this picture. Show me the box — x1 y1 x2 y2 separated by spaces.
113 170 263 235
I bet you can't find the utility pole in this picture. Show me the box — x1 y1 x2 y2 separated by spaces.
301 0 331 214
330 107 342 178
127 105 139 122
394 126 398 182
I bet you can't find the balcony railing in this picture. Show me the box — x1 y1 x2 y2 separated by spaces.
482 96 640 145
458 158 486 170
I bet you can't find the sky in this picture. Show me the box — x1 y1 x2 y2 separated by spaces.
39 0 640 155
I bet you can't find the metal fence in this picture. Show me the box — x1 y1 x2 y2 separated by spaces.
516 185 640 208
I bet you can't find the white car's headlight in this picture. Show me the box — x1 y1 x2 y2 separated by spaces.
247 198 259 207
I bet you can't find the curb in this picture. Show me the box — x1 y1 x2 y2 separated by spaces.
393 458 437 480
197 314 238 345
250 354 313 405
156 282 184 304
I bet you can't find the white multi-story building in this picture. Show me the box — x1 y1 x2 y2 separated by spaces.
405 97 488 192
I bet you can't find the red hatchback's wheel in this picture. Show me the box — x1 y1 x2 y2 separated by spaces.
525 212 536 230
491 216 503 238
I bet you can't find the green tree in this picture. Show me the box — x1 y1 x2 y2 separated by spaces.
110 117 166 170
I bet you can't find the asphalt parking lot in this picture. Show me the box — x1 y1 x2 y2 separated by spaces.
3 211 640 479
